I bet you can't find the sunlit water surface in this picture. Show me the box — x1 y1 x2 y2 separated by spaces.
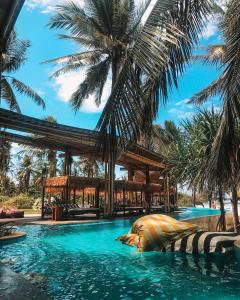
1 208 240 300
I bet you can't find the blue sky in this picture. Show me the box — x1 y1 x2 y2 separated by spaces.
4 0 223 132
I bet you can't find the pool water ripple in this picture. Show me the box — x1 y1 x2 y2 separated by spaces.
1 209 240 299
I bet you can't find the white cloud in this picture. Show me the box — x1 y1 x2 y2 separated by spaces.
175 98 193 108
168 108 193 119
201 19 218 40
53 71 111 113
25 0 84 13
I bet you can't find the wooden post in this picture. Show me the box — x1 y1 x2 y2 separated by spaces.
104 161 108 216
41 186 45 219
123 189 126 216
164 175 170 212
145 165 151 212
73 188 76 204
128 169 133 205
108 150 115 217
95 185 100 208
82 189 85 207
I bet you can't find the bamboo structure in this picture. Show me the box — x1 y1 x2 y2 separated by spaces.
0 108 177 219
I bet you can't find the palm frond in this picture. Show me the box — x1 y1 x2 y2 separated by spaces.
11 78 46 109
70 57 111 110
48 2 99 37
97 0 211 150
193 44 226 66
2 31 30 73
189 72 225 104
1 77 21 112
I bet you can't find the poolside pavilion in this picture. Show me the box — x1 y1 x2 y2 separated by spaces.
0 108 177 219
0 0 177 220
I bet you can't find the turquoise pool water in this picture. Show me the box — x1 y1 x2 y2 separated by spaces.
1 208 240 300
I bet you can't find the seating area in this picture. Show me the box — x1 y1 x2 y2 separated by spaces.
42 175 177 221
0 207 24 219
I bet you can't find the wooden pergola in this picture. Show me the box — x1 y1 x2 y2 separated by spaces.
0 108 176 218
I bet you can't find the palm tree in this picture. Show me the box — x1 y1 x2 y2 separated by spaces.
0 31 45 113
48 0 211 215
0 139 12 193
168 109 227 230
190 0 240 231
18 116 58 179
17 155 34 192
73 157 104 178
47 0 211 140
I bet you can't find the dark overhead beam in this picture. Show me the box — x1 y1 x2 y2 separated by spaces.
0 0 25 52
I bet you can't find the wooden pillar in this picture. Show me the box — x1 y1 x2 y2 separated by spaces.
82 188 85 207
164 175 170 212
64 151 72 176
128 169 134 205
104 161 108 216
95 185 100 208
73 188 76 204
108 151 115 216
145 165 151 212
41 186 45 219
123 189 126 216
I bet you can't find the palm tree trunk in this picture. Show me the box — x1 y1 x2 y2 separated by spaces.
218 186 226 231
192 187 196 207
106 50 120 216
208 189 212 208
231 186 239 232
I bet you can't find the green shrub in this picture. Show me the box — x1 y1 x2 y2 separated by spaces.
177 193 193 207
2 194 35 209
0 222 16 237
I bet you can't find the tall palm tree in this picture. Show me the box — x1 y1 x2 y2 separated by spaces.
0 139 12 193
190 0 240 231
18 116 58 178
74 157 104 178
47 1 150 108
0 31 45 113
168 109 227 229
48 0 211 215
47 0 211 144
17 155 34 192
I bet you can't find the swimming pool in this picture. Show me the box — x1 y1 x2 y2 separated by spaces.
1 208 240 300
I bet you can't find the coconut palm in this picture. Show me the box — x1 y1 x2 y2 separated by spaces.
18 116 58 178
47 0 211 144
17 155 33 192
73 157 104 178
190 0 240 231
48 0 211 215
168 109 227 229
0 139 12 193
0 31 45 113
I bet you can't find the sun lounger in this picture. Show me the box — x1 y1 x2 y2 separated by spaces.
68 207 100 218
114 206 143 215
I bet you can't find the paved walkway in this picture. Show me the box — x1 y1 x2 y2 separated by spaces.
0 264 49 300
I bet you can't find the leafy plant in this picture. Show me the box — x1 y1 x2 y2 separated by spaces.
0 222 16 238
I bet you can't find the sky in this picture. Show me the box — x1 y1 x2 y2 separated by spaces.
4 0 223 132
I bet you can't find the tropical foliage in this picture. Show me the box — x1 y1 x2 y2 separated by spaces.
190 0 240 231
0 31 45 113
47 0 211 151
